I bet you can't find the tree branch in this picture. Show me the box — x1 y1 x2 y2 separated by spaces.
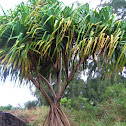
57 59 84 101
49 73 52 84
29 74 53 105
57 52 62 96
64 53 68 80
38 73 56 99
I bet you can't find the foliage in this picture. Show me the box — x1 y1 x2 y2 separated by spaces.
99 0 126 20
0 0 125 83
66 84 126 126
0 0 126 125
60 97 72 109
94 84 126 125
101 84 126 107
63 61 126 108
32 61 126 109
60 96 92 111
0 104 14 111
5 84 126 126
24 100 38 109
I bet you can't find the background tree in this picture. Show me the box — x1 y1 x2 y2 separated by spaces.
33 57 126 109
0 0 126 125
63 61 126 109
99 0 126 20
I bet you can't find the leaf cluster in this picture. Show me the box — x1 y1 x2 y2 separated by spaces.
0 0 125 83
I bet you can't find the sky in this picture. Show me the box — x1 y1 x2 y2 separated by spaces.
0 0 102 14
0 0 101 107
0 78 36 107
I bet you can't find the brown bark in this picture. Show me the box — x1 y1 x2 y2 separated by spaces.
29 51 76 126
57 52 62 96
29 75 53 105
39 73 56 99
44 104 70 126
29 71 70 126
49 73 52 84
31 67 56 99
29 55 85 125
57 59 84 101
64 53 68 80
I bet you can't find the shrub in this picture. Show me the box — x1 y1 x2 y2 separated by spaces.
24 101 38 109
60 96 93 111
0 104 14 111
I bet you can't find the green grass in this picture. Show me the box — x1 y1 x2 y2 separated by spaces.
6 102 126 126
4 84 126 126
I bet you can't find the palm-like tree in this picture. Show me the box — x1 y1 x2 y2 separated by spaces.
0 0 126 125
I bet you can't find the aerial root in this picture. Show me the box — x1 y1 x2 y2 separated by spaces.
43 104 70 126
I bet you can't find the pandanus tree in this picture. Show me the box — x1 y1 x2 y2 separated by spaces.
0 0 126 125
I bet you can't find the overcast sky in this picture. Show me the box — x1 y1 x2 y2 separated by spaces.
0 0 101 107
0 0 102 15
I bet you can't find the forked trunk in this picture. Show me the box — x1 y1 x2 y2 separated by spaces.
30 74 71 126
44 103 70 126
30 52 71 126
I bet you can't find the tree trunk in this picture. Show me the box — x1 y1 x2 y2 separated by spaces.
30 52 71 126
44 102 70 126
29 74 70 126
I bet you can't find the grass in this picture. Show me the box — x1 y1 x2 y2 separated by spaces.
6 102 126 126
7 106 49 126
5 84 126 126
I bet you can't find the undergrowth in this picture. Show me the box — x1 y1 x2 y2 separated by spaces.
4 84 126 126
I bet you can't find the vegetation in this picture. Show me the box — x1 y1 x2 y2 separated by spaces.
32 0 126 107
32 60 126 110
4 84 126 126
99 0 126 20
0 104 14 111
0 0 126 125
24 100 39 109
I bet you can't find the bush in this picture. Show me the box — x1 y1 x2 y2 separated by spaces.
0 104 14 111
24 101 38 109
60 96 93 111
94 84 126 124
101 84 126 108
69 84 126 125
